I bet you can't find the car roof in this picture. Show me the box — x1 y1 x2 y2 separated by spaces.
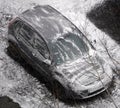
19 5 76 43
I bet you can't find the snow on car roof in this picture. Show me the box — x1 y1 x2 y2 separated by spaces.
19 5 75 42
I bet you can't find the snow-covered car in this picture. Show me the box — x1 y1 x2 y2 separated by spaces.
7 5 113 99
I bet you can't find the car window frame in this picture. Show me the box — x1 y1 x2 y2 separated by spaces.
13 20 34 49
32 31 50 59
19 23 33 41
16 18 51 60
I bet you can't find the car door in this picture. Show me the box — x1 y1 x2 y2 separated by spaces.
16 22 37 64
15 22 51 76
31 33 52 76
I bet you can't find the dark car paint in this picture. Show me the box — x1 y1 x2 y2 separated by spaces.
19 5 95 52
7 5 88 99
20 5 75 41
8 21 53 78
7 5 112 99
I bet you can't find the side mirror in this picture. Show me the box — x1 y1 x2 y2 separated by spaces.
43 59 51 65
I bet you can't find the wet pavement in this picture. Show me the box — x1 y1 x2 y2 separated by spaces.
0 96 21 108
0 0 120 108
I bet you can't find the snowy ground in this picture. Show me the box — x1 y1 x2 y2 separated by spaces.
0 0 120 108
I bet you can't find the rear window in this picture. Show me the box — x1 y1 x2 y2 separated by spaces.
9 19 22 34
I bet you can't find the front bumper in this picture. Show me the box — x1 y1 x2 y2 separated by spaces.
68 64 113 99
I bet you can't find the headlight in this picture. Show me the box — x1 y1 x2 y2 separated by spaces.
80 90 89 97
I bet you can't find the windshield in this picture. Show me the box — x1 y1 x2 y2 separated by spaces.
50 33 89 65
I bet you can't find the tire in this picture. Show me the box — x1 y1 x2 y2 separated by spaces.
50 80 68 100
7 41 21 60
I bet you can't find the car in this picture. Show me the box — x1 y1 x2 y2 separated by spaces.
7 5 113 99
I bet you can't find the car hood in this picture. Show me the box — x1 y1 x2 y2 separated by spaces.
54 54 106 88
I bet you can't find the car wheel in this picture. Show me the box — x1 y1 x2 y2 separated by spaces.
50 80 69 100
7 41 21 60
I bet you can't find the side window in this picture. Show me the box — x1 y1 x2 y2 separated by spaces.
19 24 34 40
16 22 50 59
33 34 50 59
